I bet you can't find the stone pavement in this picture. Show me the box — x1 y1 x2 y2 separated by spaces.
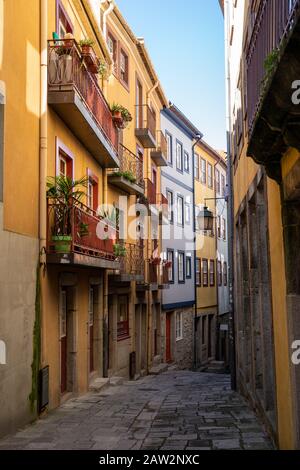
0 370 274 450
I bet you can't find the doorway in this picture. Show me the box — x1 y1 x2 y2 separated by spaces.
166 312 172 363
59 286 76 394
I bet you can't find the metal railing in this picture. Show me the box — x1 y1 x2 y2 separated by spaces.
108 144 144 189
145 178 157 205
48 39 118 152
119 243 144 276
155 130 167 159
246 0 300 135
135 104 156 139
47 198 117 260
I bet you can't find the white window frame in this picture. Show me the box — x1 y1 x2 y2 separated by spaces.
176 141 183 171
177 195 184 226
184 151 189 172
166 132 172 164
185 202 190 224
167 190 173 223
176 312 183 341
178 252 185 283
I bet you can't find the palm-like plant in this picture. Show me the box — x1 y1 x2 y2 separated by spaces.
47 175 88 236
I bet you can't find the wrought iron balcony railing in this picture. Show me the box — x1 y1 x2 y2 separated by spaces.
47 198 117 261
246 0 300 136
107 144 144 193
135 104 157 148
119 243 144 277
48 40 119 162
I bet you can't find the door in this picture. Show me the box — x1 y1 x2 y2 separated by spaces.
208 315 213 358
60 289 67 394
152 167 157 194
166 313 172 363
89 287 94 373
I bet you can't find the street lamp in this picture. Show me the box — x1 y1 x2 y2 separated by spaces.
197 205 214 231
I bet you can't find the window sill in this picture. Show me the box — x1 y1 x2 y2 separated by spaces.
176 336 183 342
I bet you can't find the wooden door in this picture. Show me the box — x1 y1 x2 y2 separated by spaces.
89 287 94 373
60 289 67 394
166 313 171 363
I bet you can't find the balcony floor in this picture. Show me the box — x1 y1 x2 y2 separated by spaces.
107 174 145 196
47 252 120 270
48 89 119 168
151 150 168 167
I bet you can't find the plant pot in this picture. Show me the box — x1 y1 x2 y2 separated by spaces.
151 258 161 266
81 44 93 55
52 235 72 253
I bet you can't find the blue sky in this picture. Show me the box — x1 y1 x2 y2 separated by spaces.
116 0 226 150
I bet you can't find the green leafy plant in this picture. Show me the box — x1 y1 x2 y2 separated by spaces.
111 102 123 113
98 59 109 79
97 206 117 226
47 175 88 236
114 170 136 184
113 243 127 257
78 222 89 238
79 38 95 47
119 106 132 122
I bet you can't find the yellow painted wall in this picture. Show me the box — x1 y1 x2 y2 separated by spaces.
233 143 259 216
267 178 294 449
195 142 218 310
0 0 40 237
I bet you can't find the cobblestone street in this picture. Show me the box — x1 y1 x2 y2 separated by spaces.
0 371 274 451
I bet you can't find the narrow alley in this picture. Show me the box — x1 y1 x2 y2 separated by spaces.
0 371 273 451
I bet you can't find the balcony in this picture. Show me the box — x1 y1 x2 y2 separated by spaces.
135 105 157 148
48 40 119 168
46 199 119 269
246 0 300 181
151 131 168 166
107 144 145 196
159 264 170 289
110 243 144 282
157 193 168 225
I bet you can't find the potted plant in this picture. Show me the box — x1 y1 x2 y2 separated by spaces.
78 222 89 238
79 38 98 73
96 206 118 244
97 59 109 79
163 260 172 268
47 175 88 253
79 38 95 55
113 243 126 258
111 103 123 123
120 106 132 126
150 257 162 266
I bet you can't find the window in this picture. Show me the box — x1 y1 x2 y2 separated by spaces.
210 260 215 286
167 250 174 283
184 151 189 172
194 153 199 180
221 174 226 196
218 260 222 286
176 312 183 341
185 203 191 224
217 216 221 238
223 261 228 286
186 256 192 279
107 32 118 72
196 258 201 286
201 158 207 184
176 141 183 171
177 195 184 226
208 163 213 188
56 140 73 179
202 259 208 287
222 217 226 240
120 48 129 86
178 252 185 283
117 295 129 339
166 132 172 164
56 1 73 38
166 190 174 223
215 168 220 194
87 177 99 212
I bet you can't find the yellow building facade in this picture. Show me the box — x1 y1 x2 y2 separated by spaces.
0 0 170 434
194 140 219 366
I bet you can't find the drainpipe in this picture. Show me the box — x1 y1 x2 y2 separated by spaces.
39 0 48 365
192 134 203 370
102 0 115 40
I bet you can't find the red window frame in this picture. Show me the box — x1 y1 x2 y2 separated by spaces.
56 138 74 179
56 0 74 36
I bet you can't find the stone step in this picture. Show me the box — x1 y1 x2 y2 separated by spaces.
109 376 125 386
149 363 168 375
89 377 109 393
